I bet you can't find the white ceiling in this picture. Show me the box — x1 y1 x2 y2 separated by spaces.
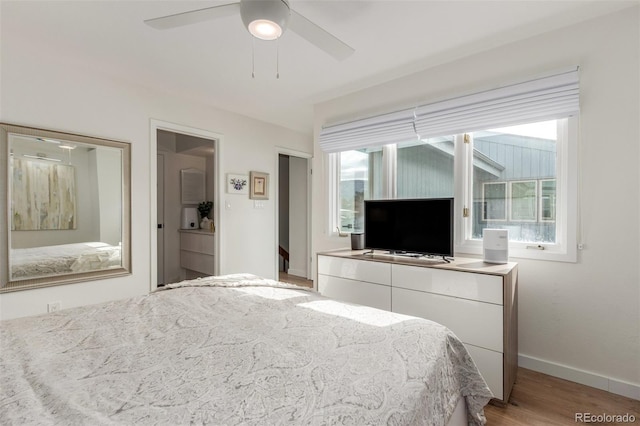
2 0 636 134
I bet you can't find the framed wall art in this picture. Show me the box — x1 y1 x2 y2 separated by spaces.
250 171 269 200
11 158 77 230
227 173 249 194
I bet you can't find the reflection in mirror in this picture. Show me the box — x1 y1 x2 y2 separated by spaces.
1 123 131 292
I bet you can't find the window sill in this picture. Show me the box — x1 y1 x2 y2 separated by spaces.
456 240 577 263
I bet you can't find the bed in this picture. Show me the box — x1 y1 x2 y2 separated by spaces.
0 274 492 425
10 242 121 279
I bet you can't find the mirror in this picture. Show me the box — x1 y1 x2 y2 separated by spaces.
0 123 131 292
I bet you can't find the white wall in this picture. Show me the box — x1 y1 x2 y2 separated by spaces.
313 7 640 396
0 28 312 319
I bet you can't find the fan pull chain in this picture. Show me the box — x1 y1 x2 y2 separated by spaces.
250 37 282 79
252 37 255 79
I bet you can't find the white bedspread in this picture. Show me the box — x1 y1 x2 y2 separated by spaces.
10 242 121 278
0 274 492 425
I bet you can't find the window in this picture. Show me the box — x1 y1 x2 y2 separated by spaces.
540 179 556 221
480 180 557 239
329 117 577 262
470 120 566 249
397 137 455 199
338 150 370 233
334 137 455 233
510 181 538 222
323 69 579 262
482 182 507 221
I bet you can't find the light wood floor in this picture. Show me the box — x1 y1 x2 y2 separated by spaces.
485 368 639 425
278 271 314 288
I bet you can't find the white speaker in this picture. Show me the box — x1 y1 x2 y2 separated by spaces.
483 229 509 264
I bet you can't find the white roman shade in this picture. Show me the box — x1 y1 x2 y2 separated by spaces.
318 109 420 153
319 68 579 153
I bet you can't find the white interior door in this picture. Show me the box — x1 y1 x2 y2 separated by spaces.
288 156 309 279
157 153 165 285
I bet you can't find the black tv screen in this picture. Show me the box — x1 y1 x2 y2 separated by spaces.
364 198 454 257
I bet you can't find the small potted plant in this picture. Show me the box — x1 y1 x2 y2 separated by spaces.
198 201 213 229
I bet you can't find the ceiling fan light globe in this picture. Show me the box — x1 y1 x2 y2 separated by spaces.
248 19 282 40
240 0 290 39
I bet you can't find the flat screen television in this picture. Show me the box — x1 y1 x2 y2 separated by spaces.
364 198 454 258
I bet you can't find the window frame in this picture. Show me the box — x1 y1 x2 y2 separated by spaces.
508 180 539 223
455 117 578 262
328 117 578 262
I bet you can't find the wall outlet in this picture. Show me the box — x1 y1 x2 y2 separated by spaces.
47 301 61 312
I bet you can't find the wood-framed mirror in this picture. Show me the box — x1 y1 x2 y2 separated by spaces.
0 123 131 292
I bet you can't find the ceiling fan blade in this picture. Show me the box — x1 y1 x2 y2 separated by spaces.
145 2 241 30
289 10 354 61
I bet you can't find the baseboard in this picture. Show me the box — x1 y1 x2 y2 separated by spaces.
519 354 640 400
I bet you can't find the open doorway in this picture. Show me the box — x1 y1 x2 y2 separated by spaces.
150 121 223 291
277 151 312 288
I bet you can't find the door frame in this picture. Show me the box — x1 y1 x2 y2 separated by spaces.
149 119 224 291
157 152 165 285
275 147 312 281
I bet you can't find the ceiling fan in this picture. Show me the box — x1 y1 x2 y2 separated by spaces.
144 0 354 61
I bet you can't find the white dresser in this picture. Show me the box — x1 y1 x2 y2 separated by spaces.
317 250 518 404
179 229 215 276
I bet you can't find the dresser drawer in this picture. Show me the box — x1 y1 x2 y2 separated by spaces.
392 264 503 305
465 344 504 400
392 287 503 352
318 274 391 311
180 251 215 275
318 255 391 286
180 232 215 255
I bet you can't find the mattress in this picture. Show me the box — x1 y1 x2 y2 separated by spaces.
0 274 492 425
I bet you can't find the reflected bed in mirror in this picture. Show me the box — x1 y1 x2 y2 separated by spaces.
1 123 131 292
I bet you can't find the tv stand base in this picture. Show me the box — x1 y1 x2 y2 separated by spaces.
364 250 452 263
